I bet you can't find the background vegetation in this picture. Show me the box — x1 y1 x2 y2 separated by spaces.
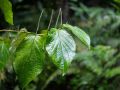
0 0 120 90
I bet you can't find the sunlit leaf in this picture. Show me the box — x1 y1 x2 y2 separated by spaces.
0 38 10 69
0 0 13 24
63 24 90 49
14 34 45 88
46 28 76 74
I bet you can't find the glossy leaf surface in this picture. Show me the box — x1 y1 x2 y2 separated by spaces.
46 28 76 74
63 24 90 49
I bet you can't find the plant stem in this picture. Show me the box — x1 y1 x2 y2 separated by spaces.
0 30 44 35
0 30 18 32
48 10 54 30
55 8 61 28
60 9 62 25
36 10 44 34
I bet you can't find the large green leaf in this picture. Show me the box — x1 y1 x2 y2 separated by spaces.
0 0 13 24
0 38 10 69
46 28 76 74
10 30 28 55
63 24 90 49
13 34 45 88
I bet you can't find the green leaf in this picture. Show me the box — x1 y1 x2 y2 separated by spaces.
93 45 116 62
0 0 13 24
105 67 120 78
114 0 120 3
13 34 45 88
105 53 120 68
75 51 103 75
63 24 90 49
0 38 10 69
46 28 76 74
10 30 28 55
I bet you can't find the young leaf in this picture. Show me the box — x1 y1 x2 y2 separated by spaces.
63 24 90 49
13 34 45 88
46 28 76 74
0 38 10 69
0 0 13 24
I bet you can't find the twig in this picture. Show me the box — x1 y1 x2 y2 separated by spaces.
55 8 61 28
0 30 19 32
60 9 62 25
36 10 44 34
47 10 54 30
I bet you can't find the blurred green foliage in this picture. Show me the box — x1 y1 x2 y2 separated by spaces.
71 4 120 47
70 45 120 90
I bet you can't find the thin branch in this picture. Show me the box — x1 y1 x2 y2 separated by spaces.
0 30 44 36
0 30 19 32
60 9 62 25
47 10 54 30
55 8 61 28
0 10 44 35
36 10 44 34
